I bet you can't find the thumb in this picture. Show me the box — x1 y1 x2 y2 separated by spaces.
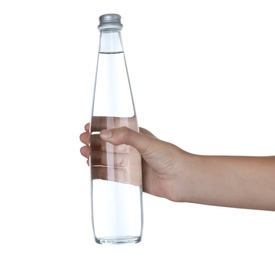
100 126 156 155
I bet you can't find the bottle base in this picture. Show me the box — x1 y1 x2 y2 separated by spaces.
95 236 141 245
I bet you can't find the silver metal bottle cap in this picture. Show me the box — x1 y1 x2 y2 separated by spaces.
98 13 123 30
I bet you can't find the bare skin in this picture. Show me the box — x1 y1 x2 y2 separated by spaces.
80 124 275 211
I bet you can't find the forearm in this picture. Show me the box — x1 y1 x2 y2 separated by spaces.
181 154 275 211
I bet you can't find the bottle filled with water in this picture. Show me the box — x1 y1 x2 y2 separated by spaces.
89 13 143 244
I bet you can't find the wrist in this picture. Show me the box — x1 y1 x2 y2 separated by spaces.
170 151 202 203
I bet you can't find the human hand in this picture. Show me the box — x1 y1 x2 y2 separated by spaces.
80 122 192 201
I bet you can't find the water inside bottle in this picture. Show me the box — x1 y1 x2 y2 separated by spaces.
93 52 135 118
92 180 143 244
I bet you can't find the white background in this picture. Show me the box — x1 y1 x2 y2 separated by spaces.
0 0 275 259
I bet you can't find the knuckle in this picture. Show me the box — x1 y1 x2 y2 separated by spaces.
120 126 131 141
116 153 129 167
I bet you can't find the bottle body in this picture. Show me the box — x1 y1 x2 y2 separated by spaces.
89 14 143 244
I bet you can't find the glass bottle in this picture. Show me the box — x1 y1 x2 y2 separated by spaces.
89 13 143 244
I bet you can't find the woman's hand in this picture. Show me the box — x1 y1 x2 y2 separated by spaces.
80 123 193 201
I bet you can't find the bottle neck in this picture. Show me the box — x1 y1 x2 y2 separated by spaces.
99 29 124 54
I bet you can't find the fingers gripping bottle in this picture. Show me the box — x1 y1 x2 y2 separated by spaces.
89 14 143 244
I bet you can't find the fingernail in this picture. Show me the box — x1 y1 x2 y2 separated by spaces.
100 129 112 139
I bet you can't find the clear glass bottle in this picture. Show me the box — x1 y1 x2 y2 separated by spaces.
89 13 143 244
